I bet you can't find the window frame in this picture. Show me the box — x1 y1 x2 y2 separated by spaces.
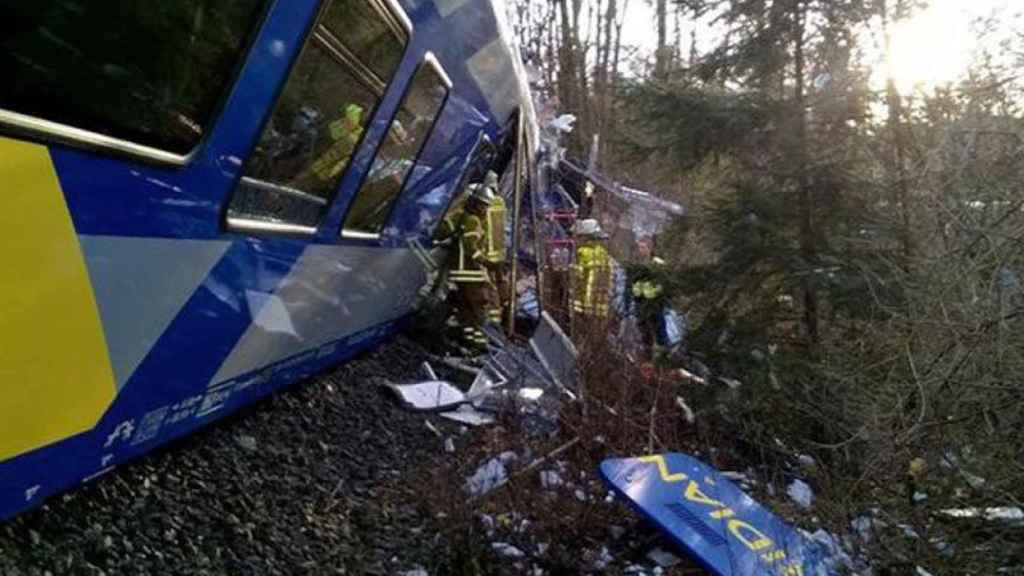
0 0 275 166
224 0 413 237
339 51 453 241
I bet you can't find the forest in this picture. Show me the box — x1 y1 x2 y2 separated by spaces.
510 0 1024 571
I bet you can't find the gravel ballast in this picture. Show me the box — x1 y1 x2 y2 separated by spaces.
0 337 458 576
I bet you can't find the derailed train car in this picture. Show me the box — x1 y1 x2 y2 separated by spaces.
0 0 540 520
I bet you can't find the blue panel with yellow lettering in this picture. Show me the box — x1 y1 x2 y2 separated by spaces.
600 454 834 576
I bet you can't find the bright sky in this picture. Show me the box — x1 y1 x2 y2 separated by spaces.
616 0 1018 94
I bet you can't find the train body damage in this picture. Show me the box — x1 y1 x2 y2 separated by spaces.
0 0 538 520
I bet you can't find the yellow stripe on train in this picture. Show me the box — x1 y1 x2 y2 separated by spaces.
0 137 116 461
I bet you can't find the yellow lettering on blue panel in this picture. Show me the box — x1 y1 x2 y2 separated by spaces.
639 455 688 484
0 137 116 461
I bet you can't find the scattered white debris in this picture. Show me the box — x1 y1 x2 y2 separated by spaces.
787 479 814 509
440 404 495 426
646 547 681 568
720 471 748 483
478 514 496 535
574 489 587 502
851 515 876 542
548 114 577 134
466 453 516 496
604 490 616 503
718 376 742 389
589 546 614 571
675 367 706 385
899 524 921 539
443 437 455 453
518 387 545 401
963 471 986 489
675 397 695 424
796 454 816 468
941 507 1024 524
805 529 856 572
916 567 935 576
609 525 626 540
399 567 428 576
491 542 526 559
913 491 928 503
388 380 465 410
536 542 549 556
540 470 563 489
420 361 438 380
423 419 443 438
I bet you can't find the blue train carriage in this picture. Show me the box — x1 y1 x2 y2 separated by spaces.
0 0 541 521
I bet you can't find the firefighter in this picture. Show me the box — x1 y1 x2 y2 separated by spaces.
448 171 506 350
299 103 364 187
571 218 614 320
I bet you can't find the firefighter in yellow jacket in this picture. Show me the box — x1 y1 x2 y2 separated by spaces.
571 218 614 320
446 171 507 349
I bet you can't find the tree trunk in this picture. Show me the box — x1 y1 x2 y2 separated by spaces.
655 0 668 78
793 0 819 347
882 0 914 264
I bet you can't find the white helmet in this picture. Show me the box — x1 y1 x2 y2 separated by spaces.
573 218 603 237
470 181 496 205
483 170 499 189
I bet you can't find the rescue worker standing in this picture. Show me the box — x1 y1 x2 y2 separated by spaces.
571 218 614 322
447 171 506 349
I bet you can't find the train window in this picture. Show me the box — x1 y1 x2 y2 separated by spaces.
0 1 266 162
226 0 410 235
341 54 451 238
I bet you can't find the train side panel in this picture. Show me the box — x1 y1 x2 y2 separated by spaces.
0 0 528 521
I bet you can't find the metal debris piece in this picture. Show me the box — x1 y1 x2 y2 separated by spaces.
466 452 517 497
540 470 562 489
387 380 466 411
444 437 455 453
421 361 439 380
646 548 681 568
491 542 526 559
529 311 578 392
717 376 742 389
675 397 694 424
941 507 1024 524
440 404 496 426
424 420 443 438
788 479 814 509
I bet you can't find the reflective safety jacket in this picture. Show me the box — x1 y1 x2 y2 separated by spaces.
572 241 614 317
450 196 506 284
483 196 506 265
632 279 663 300
450 212 490 284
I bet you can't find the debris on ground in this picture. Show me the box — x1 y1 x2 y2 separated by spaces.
646 547 681 568
387 379 467 410
491 542 526 559
788 478 815 509
466 452 517 497
440 404 496 426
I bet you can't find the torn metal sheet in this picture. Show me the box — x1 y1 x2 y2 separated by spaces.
440 404 496 426
600 453 835 576
529 310 578 391
387 380 466 411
